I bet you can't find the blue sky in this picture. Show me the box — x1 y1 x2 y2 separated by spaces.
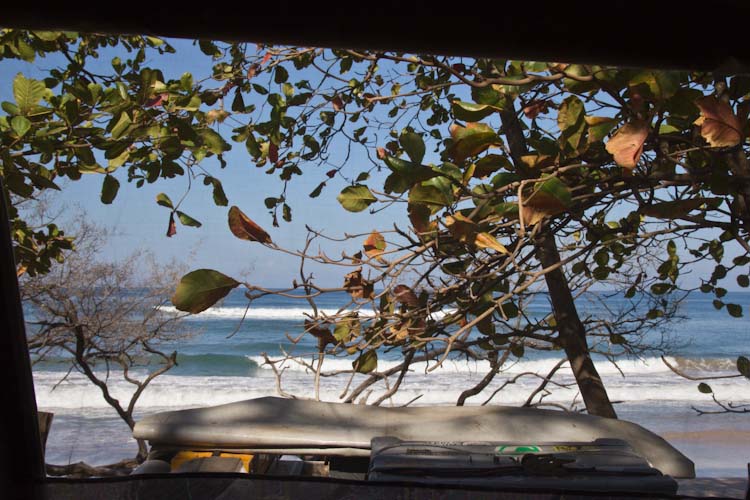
1 38 408 287
1 37 746 291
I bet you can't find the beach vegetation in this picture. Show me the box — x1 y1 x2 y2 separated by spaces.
19 208 195 464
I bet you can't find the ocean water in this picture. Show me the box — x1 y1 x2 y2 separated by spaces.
32 290 750 476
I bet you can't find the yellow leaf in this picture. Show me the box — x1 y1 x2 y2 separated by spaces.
474 232 509 254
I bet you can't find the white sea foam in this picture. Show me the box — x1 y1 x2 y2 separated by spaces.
33 356 750 411
159 305 456 321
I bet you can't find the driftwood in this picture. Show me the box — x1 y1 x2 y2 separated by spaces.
37 411 54 461
46 458 138 478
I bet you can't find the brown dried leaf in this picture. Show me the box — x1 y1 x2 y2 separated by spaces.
305 320 336 347
363 231 386 261
331 95 344 112
520 206 548 226
605 121 649 169
206 109 230 125
166 212 177 237
393 284 420 307
389 316 426 341
343 267 374 299
268 143 279 163
408 203 435 236
695 96 743 147
247 63 260 80
522 100 550 120
445 213 478 244
228 206 273 243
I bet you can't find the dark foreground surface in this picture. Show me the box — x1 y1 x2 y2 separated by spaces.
34 475 748 500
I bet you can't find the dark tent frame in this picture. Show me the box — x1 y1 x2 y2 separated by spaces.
2 3 749 498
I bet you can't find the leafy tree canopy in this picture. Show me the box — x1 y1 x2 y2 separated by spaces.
2 30 749 416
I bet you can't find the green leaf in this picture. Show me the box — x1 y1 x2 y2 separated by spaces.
32 31 62 41
408 184 452 214
180 72 194 91
698 383 713 394
100 175 119 204
642 198 721 219
198 40 220 57
726 303 744 318
526 176 572 208
737 275 749 288
352 350 378 373
309 181 326 198
630 70 681 101
2 101 20 115
737 356 750 379
510 343 525 358
650 283 672 295
172 269 240 314
13 73 45 114
281 83 295 98
337 184 377 212
245 134 261 159
383 154 437 186
609 333 627 345
441 260 470 275
146 36 165 46
557 96 586 152
585 116 618 144
176 211 202 227
10 116 31 137
334 320 354 342
399 130 425 164
471 85 502 106
501 301 519 319
156 193 174 209
209 177 228 206
446 123 501 163
475 154 513 179
274 65 289 84
110 113 132 140
451 100 500 121
200 128 231 154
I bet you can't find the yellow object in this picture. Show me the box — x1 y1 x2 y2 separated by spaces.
170 451 213 471
170 450 254 472
218 452 254 472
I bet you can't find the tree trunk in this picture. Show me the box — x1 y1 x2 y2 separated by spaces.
135 439 148 462
534 234 617 418
499 104 617 418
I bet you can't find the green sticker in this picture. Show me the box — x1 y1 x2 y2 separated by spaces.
496 445 542 454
